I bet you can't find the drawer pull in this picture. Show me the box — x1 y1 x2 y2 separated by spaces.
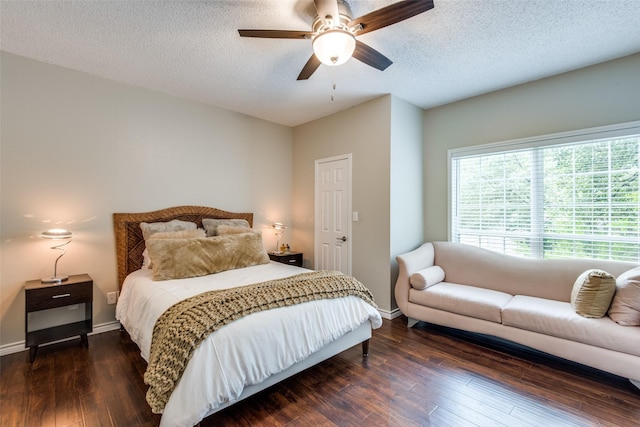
52 293 71 299
288 259 296 263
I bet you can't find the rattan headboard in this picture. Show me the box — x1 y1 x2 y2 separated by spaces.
113 206 253 289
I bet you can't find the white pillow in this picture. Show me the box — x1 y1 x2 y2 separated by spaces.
409 266 445 290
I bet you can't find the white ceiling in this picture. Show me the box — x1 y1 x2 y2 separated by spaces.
2 0 640 127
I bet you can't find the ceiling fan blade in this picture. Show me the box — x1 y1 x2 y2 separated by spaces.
314 0 341 26
352 40 392 71
238 29 313 39
297 55 322 80
349 0 434 36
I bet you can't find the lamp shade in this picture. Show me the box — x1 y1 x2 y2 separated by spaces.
312 29 356 66
41 229 72 239
272 222 286 231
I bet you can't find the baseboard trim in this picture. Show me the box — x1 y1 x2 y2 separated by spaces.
378 308 402 320
0 320 121 357
92 320 122 335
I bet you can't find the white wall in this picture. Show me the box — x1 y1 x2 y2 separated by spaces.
292 96 393 312
0 53 293 348
423 53 640 242
292 94 424 315
390 96 424 310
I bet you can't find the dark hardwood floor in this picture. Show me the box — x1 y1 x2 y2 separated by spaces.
1 317 639 427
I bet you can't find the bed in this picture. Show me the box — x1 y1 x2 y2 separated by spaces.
113 206 382 427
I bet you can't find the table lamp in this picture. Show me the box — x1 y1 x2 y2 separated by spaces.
41 228 72 283
272 222 286 253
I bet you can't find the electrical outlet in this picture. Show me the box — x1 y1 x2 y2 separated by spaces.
107 291 118 305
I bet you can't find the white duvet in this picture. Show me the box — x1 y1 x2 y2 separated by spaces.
116 262 382 427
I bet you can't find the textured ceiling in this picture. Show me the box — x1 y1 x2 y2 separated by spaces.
2 0 640 127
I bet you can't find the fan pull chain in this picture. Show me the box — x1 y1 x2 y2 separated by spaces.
331 81 336 101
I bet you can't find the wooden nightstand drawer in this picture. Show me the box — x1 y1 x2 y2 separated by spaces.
269 252 303 267
24 273 93 362
26 280 92 311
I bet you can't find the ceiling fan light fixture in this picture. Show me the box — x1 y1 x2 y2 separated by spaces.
239 0 435 80
312 29 356 66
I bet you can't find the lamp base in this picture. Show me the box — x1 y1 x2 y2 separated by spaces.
41 275 69 284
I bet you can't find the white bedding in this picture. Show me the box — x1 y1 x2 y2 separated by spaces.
116 261 382 427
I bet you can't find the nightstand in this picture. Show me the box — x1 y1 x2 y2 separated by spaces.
268 251 303 267
25 274 93 362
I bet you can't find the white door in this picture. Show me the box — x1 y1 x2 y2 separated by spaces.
315 154 352 275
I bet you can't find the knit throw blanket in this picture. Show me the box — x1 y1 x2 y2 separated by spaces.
143 270 377 413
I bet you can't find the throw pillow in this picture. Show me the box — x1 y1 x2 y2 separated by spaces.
570 269 616 318
140 220 197 241
202 218 250 236
142 248 152 269
608 266 640 326
147 229 206 240
143 229 206 269
146 232 269 281
217 224 258 235
409 266 445 290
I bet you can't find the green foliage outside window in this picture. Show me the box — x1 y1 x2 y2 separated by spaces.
451 133 639 262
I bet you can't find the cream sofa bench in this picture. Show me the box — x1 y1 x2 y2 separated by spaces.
395 241 640 388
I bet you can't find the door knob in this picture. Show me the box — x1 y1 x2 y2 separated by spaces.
337 236 347 242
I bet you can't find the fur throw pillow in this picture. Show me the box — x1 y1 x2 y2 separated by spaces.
147 232 269 281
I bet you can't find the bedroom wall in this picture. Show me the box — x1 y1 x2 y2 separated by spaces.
0 52 293 350
291 95 424 316
422 53 640 242
389 96 424 310
292 96 393 313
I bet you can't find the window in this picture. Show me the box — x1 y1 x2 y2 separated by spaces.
449 121 640 262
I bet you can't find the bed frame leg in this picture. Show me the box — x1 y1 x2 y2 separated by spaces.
361 339 369 357
631 379 640 390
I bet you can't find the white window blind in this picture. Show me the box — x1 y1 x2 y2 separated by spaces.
449 122 640 262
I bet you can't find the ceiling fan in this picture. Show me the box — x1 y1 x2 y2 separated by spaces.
238 0 435 80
